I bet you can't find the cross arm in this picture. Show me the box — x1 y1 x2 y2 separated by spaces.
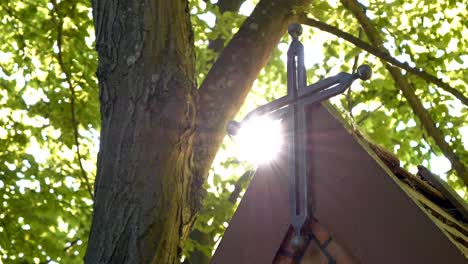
227 64 371 136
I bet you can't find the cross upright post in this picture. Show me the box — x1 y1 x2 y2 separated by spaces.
286 23 309 251
227 22 372 256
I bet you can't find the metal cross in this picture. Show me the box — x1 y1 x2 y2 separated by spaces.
227 23 371 253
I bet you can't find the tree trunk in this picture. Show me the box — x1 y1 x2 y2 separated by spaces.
85 0 197 263
86 0 312 263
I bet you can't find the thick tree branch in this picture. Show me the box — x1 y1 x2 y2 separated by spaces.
50 0 93 199
340 0 468 186
184 2 246 262
298 16 468 106
207 0 246 55
193 0 312 185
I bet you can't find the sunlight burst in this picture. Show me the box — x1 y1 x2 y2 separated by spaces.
235 116 284 165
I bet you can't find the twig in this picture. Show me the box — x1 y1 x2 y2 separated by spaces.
298 16 468 106
346 27 363 119
63 239 80 252
228 170 255 203
50 0 93 199
356 103 384 125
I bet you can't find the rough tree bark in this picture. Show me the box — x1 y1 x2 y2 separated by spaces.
86 0 197 263
86 0 312 263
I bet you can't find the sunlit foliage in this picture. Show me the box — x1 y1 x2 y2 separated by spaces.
0 0 467 262
0 0 97 262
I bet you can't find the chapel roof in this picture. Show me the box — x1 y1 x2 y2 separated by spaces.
211 103 468 263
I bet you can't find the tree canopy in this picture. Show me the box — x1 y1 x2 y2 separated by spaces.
0 0 467 263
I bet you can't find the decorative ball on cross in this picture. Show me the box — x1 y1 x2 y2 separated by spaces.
357 64 372 80
288 23 303 39
291 235 309 254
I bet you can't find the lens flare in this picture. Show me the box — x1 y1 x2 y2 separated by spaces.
235 116 283 165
